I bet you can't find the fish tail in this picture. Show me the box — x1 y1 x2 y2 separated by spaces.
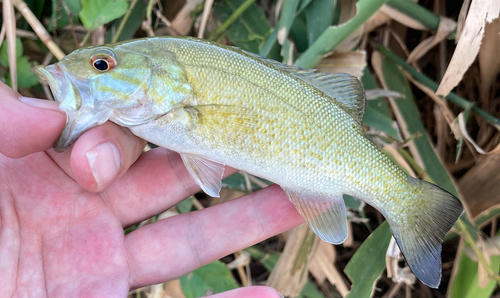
388 177 463 288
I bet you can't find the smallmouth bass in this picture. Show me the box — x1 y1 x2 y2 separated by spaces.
35 36 463 288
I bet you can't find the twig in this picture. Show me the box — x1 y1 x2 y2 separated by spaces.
152 7 179 35
198 0 214 38
192 197 204 210
0 23 6 45
111 0 139 43
61 0 79 48
146 0 155 31
4 0 17 90
15 29 37 39
80 31 91 47
13 0 65 60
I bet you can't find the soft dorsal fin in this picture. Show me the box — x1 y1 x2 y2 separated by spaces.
238 49 366 125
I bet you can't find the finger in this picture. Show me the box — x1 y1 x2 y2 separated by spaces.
207 286 283 298
103 148 237 226
63 122 147 192
0 82 66 158
125 185 304 288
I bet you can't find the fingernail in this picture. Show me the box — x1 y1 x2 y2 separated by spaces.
86 142 121 188
279 293 285 298
19 96 60 110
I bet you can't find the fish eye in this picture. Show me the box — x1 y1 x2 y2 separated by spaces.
90 49 117 72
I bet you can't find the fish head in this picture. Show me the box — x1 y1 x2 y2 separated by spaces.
36 41 193 152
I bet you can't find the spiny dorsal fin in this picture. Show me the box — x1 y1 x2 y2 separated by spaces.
237 49 366 125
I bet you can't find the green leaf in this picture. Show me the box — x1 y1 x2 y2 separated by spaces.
180 261 238 297
0 38 23 67
177 196 194 214
105 0 147 43
361 67 391 117
363 106 401 141
289 14 309 53
343 195 361 210
276 0 300 44
345 221 391 298
213 0 273 54
360 67 401 140
48 0 82 31
221 172 267 192
259 0 300 58
304 0 335 45
80 0 128 31
380 56 456 194
299 280 327 298
295 0 389 68
17 56 40 88
449 230 500 298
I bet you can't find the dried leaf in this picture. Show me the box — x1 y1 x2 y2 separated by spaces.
315 51 366 79
478 17 500 100
458 154 500 219
404 74 460 141
309 242 349 297
267 224 320 297
465 236 500 261
164 280 187 298
364 9 391 33
383 144 416 176
171 0 205 35
436 0 500 97
385 237 416 287
458 113 500 155
226 250 251 269
456 0 472 42
336 0 363 51
407 17 456 63
365 89 403 100
379 4 426 31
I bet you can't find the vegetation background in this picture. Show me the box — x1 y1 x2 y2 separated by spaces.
1 0 500 297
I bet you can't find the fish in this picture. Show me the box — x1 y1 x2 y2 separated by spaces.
35 36 463 288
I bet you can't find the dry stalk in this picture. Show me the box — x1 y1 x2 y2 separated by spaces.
12 0 65 60
3 0 17 90
197 0 214 38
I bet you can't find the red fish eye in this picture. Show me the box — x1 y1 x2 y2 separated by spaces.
90 49 117 72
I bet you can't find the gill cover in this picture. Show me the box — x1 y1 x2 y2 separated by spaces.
35 41 193 152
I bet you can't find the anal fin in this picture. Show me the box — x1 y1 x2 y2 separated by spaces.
283 188 348 244
180 154 225 197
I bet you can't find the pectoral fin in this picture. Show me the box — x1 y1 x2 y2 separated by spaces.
283 188 348 244
180 154 225 197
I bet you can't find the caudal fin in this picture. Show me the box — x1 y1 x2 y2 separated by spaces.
389 178 463 288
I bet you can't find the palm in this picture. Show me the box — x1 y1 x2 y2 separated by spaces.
2 152 130 296
0 82 302 297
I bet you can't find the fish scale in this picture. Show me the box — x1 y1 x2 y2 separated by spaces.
35 36 463 288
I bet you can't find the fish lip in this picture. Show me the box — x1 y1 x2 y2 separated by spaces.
36 64 100 152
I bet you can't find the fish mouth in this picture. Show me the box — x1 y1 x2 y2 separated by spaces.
36 65 106 152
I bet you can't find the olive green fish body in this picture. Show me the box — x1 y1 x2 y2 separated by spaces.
36 36 463 288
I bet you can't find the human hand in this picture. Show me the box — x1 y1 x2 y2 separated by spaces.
0 82 303 298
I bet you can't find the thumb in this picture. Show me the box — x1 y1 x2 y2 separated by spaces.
0 82 66 158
